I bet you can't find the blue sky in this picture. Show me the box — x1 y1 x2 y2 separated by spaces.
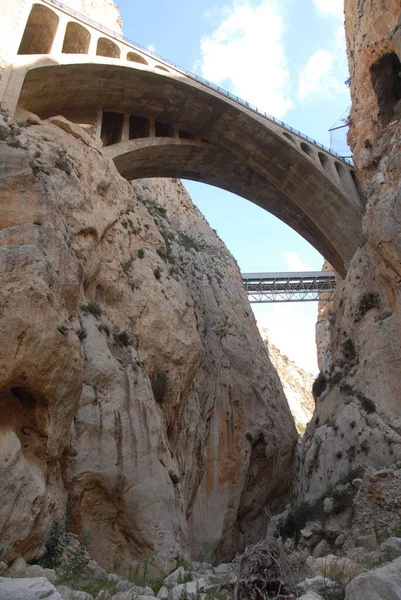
116 0 350 373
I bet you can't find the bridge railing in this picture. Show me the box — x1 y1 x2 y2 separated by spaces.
43 0 353 166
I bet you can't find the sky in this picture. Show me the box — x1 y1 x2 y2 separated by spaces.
116 0 351 374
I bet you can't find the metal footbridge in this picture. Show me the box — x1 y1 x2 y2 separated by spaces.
242 271 336 303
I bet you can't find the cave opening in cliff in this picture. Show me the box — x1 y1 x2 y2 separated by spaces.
18 4 59 55
62 22 91 55
370 52 401 126
101 111 124 146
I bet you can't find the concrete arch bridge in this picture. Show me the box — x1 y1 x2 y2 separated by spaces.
0 0 364 276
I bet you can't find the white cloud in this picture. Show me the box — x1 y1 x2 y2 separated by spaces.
297 2 348 103
197 0 293 118
298 49 344 101
283 251 313 272
312 0 343 18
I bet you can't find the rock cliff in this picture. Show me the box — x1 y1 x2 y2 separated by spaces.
297 0 401 502
0 113 297 571
260 332 314 434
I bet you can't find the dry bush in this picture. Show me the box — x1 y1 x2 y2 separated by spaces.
232 538 312 599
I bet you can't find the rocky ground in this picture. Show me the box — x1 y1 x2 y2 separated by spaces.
1 462 401 599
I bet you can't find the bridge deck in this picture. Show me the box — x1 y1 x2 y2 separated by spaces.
242 271 336 303
43 0 351 165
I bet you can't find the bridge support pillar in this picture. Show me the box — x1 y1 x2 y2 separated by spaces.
121 113 130 142
149 119 156 137
0 66 27 118
88 32 99 57
51 16 68 55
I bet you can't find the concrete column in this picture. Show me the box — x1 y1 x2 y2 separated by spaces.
173 128 179 138
121 113 130 142
95 109 102 145
88 32 98 57
149 119 156 137
1 66 28 118
51 15 68 54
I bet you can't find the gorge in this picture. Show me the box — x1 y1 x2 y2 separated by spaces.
1 0 401 598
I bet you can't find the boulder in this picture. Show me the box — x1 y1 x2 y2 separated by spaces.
156 587 169 600
170 579 208 600
25 565 57 584
381 537 401 559
345 556 401 599
0 576 62 599
163 567 185 589
56 586 93 599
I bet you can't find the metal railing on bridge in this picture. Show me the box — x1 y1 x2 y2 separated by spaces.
43 0 352 165
242 271 336 303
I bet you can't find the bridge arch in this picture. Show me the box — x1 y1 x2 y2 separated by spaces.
18 4 59 55
126 51 148 65
7 56 363 276
97 38 120 59
62 22 91 54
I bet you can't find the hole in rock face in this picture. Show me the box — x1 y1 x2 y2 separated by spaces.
18 4 59 55
370 52 401 126
62 22 91 54
101 111 124 146
0 386 48 459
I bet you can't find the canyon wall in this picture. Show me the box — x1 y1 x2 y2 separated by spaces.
297 0 401 502
0 113 297 571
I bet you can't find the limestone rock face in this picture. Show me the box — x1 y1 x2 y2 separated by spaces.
0 114 297 569
261 333 314 434
297 1 401 502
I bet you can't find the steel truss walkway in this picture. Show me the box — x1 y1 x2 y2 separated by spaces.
242 271 336 303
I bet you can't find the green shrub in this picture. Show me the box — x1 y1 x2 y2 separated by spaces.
81 302 102 319
178 233 199 251
358 292 380 317
114 330 131 347
151 371 168 404
341 339 356 361
138 248 145 258
97 323 110 336
154 266 162 280
359 393 376 414
40 520 68 568
77 328 87 341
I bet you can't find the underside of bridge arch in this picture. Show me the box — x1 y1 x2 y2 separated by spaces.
15 60 364 277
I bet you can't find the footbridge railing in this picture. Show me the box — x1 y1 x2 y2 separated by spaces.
43 0 353 165
242 271 336 303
